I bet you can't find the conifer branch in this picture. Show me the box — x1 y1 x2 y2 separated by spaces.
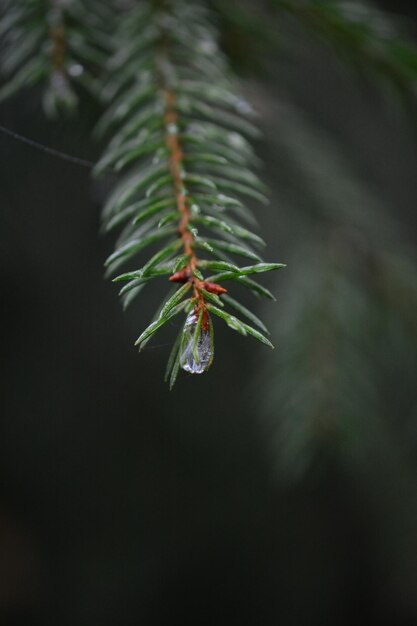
97 0 284 384
274 1 417 97
0 0 285 385
0 0 113 115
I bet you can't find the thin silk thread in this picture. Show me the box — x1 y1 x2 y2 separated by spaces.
0 123 95 168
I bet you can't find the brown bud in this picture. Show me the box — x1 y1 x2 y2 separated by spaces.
169 270 190 283
202 281 227 295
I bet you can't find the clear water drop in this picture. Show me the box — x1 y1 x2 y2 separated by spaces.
116 103 128 118
166 123 178 135
152 147 165 165
235 98 253 115
198 39 217 55
51 71 67 91
138 128 149 142
228 132 245 148
179 311 214 374
68 63 83 77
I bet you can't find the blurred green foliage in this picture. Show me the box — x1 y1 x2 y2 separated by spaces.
1 1 417 624
257 105 417 479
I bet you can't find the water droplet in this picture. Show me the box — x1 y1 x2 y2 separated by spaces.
179 311 214 374
166 123 178 135
235 98 253 115
51 71 67 91
49 71 77 107
116 103 128 118
138 128 149 142
68 63 83 77
187 123 206 139
228 133 245 148
199 39 217 55
152 147 165 165
190 204 200 215
156 101 165 114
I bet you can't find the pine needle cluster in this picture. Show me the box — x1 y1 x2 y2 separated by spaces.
0 0 113 114
94 0 284 385
0 0 283 385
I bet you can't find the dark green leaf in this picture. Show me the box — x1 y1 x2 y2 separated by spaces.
209 177 269 205
121 283 146 310
140 239 183 276
207 304 247 335
128 196 176 224
158 212 178 228
183 153 228 166
165 329 182 387
159 282 192 319
221 294 269 334
208 262 285 280
200 289 224 308
184 174 217 191
146 174 174 197
192 214 234 235
116 263 173 285
207 305 273 348
194 238 262 262
198 259 239 272
105 227 177 267
134 299 189 347
173 255 190 272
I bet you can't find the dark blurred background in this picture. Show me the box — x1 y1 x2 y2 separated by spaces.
1 1 417 625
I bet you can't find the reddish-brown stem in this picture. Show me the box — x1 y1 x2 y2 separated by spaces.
163 90 206 308
163 90 227 331
50 25 66 72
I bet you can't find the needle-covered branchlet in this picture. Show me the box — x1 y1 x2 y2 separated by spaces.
94 0 285 386
164 89 226 331
0 0 113 116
